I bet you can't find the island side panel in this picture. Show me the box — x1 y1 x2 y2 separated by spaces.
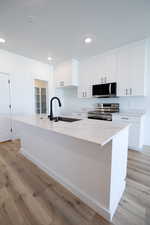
14 120 113 221
109 127 129 219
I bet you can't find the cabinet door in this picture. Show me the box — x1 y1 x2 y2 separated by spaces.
78 65 85 98
128 124 140 149
78 83 92 98
117 42 146 97
129 43 146 96
78 59 93 98
78 87 85 98
83 85 92 98
116 48 131 96
103 53 117 83
55 62 72 87
113 116 142 149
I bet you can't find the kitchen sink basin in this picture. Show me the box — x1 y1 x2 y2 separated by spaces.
53 116 81 122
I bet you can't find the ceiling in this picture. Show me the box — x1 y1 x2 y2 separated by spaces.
0 0 150 63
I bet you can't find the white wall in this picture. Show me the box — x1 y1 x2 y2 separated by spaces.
144 39 150 145
0 49 53 115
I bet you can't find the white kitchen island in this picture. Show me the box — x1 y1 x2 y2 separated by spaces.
13 116 129 221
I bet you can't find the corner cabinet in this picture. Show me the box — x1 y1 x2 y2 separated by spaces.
116 40 147 96
54 59 79 88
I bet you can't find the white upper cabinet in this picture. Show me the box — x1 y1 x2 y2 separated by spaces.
116 48 131 96
55 40 148 98
77 59 92 98
99 53 117 83
116 40 147 96
88 52 117 84
78 52 117 98
54 59 79 88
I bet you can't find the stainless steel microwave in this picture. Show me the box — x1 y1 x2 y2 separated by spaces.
92 82 117 98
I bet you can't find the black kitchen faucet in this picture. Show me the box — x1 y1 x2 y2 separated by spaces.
49 97 62 121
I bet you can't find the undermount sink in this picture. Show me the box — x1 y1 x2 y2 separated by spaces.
53 116 81 123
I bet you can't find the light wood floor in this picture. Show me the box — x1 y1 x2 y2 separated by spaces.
0 140 150 225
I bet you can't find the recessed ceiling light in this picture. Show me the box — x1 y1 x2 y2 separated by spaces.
84 37 93 44
0 38 6 44
48 57 52 61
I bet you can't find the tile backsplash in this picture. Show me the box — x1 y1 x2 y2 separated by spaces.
55 87 146 115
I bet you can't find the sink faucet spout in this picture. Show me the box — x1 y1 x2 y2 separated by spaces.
49 97 62 121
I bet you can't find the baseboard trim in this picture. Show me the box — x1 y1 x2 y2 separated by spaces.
144 145 150 150
21 148 112 221
0 139 12 144
128 146 143 151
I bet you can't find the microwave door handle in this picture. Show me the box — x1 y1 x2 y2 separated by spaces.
109 83 111 95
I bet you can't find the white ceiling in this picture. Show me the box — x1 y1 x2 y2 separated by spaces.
0 0 150 63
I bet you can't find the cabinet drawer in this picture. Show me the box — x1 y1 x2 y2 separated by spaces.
113 115 141 124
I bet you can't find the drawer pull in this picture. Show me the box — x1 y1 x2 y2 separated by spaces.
60 81 64 86
121 117 129 120
130 88 132 96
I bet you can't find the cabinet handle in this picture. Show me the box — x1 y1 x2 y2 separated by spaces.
82 92 87 97
60 81 64 86
126 88 129 96
121 117 129 120
130 88 132 96
109 83 112 95
127 88 129 96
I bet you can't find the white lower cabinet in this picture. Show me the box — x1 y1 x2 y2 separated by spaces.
112 114 145 151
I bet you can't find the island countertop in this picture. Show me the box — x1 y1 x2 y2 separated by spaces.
13 115 129 146
13 115 129 220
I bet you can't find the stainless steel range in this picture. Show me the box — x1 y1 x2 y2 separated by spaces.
88 103 119 121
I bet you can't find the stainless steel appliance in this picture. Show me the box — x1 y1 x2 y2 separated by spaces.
88 103 119 121
92 82 117 98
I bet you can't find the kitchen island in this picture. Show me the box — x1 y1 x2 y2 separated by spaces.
13 116 129 221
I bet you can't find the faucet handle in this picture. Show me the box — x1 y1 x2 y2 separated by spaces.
54 117 59 122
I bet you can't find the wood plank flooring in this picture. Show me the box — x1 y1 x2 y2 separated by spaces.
0 140 150 225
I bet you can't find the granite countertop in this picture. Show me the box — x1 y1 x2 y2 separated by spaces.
13 115 129 146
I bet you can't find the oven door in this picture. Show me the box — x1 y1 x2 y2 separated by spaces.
88 114 112 121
